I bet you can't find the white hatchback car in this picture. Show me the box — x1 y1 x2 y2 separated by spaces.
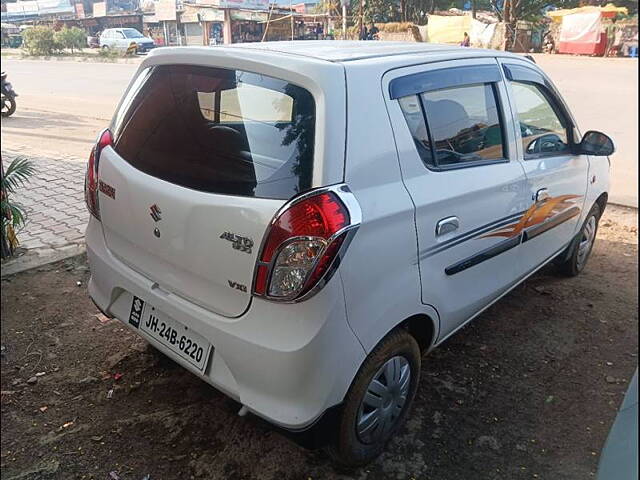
85 41 613 466
99 28 155 53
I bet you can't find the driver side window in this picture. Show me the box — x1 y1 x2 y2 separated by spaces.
510 81 570 159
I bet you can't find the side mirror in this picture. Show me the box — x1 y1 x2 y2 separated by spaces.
579 130 615 156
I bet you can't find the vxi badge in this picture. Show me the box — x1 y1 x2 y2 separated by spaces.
220 231 254 254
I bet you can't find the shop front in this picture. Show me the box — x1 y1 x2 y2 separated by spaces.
180 6 225 45
230 9 267 43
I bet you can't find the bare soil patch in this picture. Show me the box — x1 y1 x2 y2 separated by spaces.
1 206 637 480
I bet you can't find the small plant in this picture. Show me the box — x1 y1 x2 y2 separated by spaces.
22 26 62 56
54 26 86 54
98 47 120 59
1 156 36 259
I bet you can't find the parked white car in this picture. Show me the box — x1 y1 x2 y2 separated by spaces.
85 41 613 466
99 28 155 53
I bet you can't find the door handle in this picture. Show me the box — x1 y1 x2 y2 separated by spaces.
536 188 550 203
436 216 459 236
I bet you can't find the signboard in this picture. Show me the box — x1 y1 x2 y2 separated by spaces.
155 0 177 21
74 2 85 18
180 7 224 22
108 0 139 13
218 0 268 10
93 2 107 16
230 9 267 20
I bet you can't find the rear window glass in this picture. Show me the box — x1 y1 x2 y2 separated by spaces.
112 64 315 199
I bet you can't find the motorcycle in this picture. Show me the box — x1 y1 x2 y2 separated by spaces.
1 72 18 118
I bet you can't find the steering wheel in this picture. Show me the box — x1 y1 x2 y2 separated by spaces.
526 133 566 155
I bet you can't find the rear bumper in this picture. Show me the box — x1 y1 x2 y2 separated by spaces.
85 217 365 429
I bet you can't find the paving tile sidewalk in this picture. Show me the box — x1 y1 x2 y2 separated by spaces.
2 151 88 268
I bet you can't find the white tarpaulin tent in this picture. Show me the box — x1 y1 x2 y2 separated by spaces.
559 11 602 44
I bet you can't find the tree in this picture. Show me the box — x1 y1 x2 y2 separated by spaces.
355 0 401 23
498 0 581 50
54 26 87 54
22 26 60 56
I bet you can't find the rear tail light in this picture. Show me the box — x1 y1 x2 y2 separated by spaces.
253 186 361 302
85 129 113 220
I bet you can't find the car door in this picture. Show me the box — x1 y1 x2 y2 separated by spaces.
498 58 589 276
106 30 116 48
115 30 127 49
383 58 531 341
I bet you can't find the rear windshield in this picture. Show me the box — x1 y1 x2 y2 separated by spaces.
112 64 316 199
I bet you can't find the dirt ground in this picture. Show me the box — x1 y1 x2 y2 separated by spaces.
1 205 637 480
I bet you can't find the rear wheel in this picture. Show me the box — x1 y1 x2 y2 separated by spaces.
1 95 16 117
556 203 601 276
101 45 109 50
328 329 421 467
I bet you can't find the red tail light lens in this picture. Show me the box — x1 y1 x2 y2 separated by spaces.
85 129 113 220
253 189 359 301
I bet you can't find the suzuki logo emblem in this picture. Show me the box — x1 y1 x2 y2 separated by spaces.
150 204 162 222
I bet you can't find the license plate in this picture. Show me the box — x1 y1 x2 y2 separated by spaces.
128 296 212 372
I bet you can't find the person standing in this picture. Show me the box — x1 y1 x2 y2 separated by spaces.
605 17 618 57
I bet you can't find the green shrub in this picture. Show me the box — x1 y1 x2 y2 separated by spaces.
22 26 62 56
54 26 86 53
1 156 36 259
97 47 120 59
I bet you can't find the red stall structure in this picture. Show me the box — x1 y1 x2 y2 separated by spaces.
547 4 629 56
558 11 606 55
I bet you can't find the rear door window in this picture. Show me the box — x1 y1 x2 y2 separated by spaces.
112 64 316 199
398 83 506 169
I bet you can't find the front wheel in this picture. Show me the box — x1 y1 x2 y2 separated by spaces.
327 329 421 467
1 95 16 117
555 203 601 276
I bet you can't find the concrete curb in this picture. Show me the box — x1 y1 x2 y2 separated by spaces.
1 244 86 277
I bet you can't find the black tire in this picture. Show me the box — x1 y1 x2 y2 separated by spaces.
1 96 16 118
101 45 109 50
327 329 421 467
555 203 601 276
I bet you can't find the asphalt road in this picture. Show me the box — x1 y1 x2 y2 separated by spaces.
1 55 637 206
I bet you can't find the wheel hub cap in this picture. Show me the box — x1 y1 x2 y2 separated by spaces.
577 215 596 269
356 356 411 444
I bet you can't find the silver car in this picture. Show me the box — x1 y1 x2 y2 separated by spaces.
598 369 638 480
99 28 155 53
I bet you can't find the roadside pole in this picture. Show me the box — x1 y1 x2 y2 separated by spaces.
341 0 347 39
358 0 363 39
261 2 275 41
290 0 294 40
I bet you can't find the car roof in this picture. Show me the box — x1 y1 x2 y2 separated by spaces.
146 41 533 87
223 40 485 63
